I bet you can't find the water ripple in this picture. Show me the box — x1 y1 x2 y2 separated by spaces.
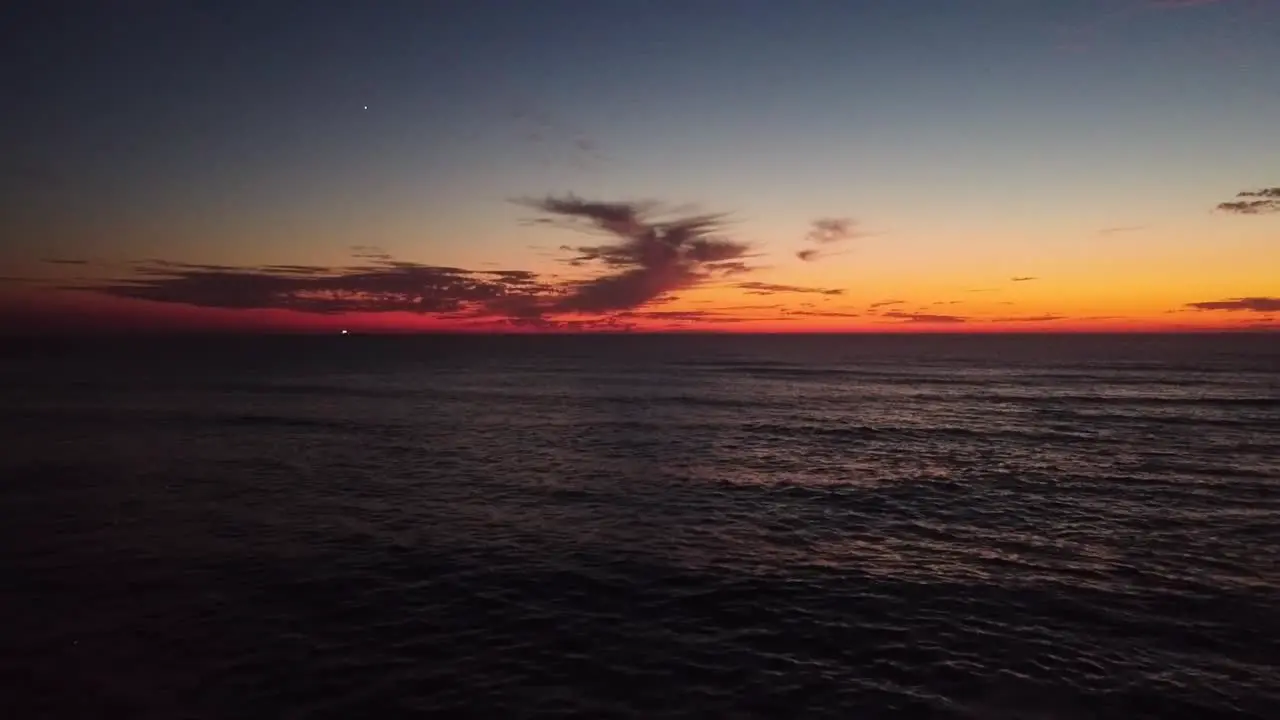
1 335 1277 718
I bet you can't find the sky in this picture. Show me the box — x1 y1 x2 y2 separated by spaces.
1 0 1277 333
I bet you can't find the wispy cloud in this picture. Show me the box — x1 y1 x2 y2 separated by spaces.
704 260 754 277
735 281 844 296
350 245 392 261
1097 225 1146 235
783 309 862 318
41 258 89 265
868 299 905 309
882 311 967 324
1215 187 1280 215
1185 297 1280 312
1010 276 1038 282
506 98 608 173
989 315 1067 322
621 310 755 323
716 304 785 312
490 316 635 332
805 217 860 245
796 216 865 262
258 265 334 276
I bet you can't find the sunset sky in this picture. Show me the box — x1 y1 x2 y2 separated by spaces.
2 0 1277 333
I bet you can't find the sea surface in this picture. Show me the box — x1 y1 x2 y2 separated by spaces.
1 333 1277 719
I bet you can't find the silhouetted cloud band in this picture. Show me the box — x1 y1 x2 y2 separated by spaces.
1215 187 1280 215
1185 297 1280 312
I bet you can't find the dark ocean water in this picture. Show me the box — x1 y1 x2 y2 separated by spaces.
1 333 1277 719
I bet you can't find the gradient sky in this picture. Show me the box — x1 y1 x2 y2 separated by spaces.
2 0 1277 333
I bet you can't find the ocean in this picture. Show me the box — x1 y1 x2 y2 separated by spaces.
1 333 1277 718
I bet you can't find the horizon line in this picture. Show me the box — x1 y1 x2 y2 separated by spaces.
2 328 1275 339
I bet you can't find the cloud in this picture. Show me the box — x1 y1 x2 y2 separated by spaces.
513 100 608 168
989 315 1067 322
1215 187 1280 215
88 258 554 316
805 217 861 245
41 258 88 265
703 260 754 277
258 265 334 275
489 315 635 332
797 217 865 262
783 310 862 318
734 281 844 296
71 195 758 325
1185 297 1280 312
1239 318 1280 330
1011 276 1038 282
521 195 753 314
624 310 724 321
717 304 785 311
350 245 392 261
619 310 760 324
1097 225 1146 235
882 311 967 324
868 299 905 309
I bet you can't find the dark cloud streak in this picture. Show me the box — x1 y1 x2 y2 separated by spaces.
990 314 1067 322
784 310 862 318
88 259 553 316
734 281 844 296
1215 187 1280 215
1185 297 1280 312
881 311 967 324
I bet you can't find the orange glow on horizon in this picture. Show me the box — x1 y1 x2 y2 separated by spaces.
2 288 1272 335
